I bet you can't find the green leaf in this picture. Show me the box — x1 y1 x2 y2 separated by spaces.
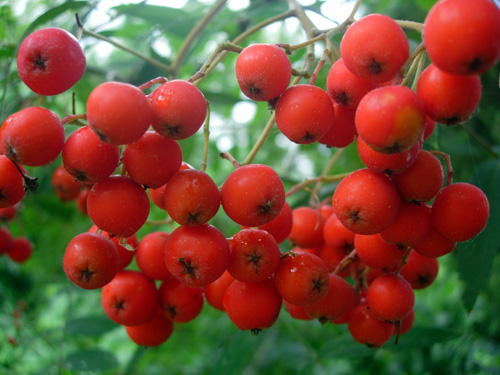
394 326 461 348
18 1 89 41
112 4 200 38
414 0 439 11
65 315 119 336
457 159 500 312
63 349 119 372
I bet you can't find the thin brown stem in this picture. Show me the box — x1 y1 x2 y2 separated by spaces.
200 101 211 172
286 172 350 197
61 113 87 125
78 14 174 74
192 10 295 84
395 247 413 274
431 150 454 186
309 148 345 205
309 48 329 85
171 0 228 77
189 41 243 83
395 20 424 33
241 113 276 166
138 77 168 91
333 249 358 275
220 152 240 169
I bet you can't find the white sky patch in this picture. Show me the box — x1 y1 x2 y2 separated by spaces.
231 101 257 124
322 0 361 23
228 0 250 11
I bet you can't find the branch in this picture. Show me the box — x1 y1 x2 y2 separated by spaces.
76 14 174 74
171 0 228 77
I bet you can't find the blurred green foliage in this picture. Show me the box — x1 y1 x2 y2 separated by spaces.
0 0 499 374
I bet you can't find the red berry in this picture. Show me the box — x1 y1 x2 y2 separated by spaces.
150 80 207 140
354 234 405 271
0 155 26 209
164 224 230 287
101 270 158 326
86 81 151 145
125 307 174 347
62 126 120 185
367 273 415 322
275 84 334 144
164 169 220 226
431 182 489 242
355 85 426 154
135 231 172 281
400 250 439 290
235 43 292 101
340 14 409 83
159 278 204 323
288 206 325 248
124 131 182 189
1 107 64 167
63 232 119 290
223 279 282 333
423 0 500 75
221 164 285 227
273 250 329 306
17 27 85 95
348 302 394 347
332 169 400 235
7 236 33 263
417 63 482 125
227 228 281 283
86 175 150 238
391 150 444 203
51 166 82 202
326 58 377 109
203 270 235 312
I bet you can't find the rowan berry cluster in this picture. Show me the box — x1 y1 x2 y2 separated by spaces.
0 0 498 349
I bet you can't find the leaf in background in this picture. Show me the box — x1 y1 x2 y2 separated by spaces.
18 1 88 41
393 326 461 348
112 4 200 38
457 159 500 312
63 349 119 372
414 0 439 12
65 315 118 336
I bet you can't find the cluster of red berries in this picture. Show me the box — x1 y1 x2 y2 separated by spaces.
0 0 498 349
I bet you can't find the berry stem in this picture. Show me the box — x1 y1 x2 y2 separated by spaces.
170 0 227 78
138 77 168 91
286 172 351 197
201 101 211 172
430 150 454 186
189 41 243 83
309 148 345 205
333 249 358 275
308 49 329 85
8 158 38 194
61 113 87 126
395 20 424 33
395 247 413 274
219 152 240 169
77 15 174 74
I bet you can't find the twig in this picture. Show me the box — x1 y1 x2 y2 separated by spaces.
286 172 350 197
200 101 211 172
333 249 358 275
171 0 228 77
76 14 174 74
431 150 453 186
220 152 240 169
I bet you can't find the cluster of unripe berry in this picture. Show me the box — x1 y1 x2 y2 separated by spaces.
0 0 498 348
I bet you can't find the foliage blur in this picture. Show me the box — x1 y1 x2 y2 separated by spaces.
0 0 499 374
